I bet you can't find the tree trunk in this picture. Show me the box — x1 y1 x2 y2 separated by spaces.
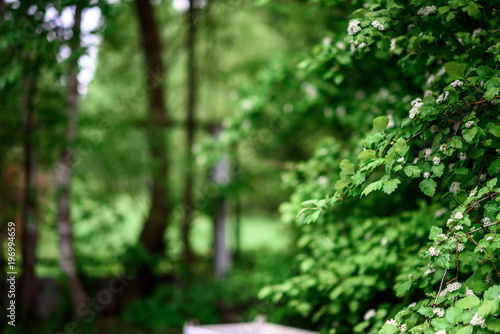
134 0 171 255
55 4 87 316
182 0 197 266
20 61 39 318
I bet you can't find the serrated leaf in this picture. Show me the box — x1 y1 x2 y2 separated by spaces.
373 116 389 132
446 307 462 325
417 306 434 317
445 61 466 77
438 6 450 14
362 180 383 197
358 149 376 162
378 323 398 334
484 285 500 300
455 295 480 309
485 88 500 101
489 159 500 176
487 319 500 332
456 326 473 334
383 178 400 194
335 180 349 191
478 300 498 317
420 178 437 197
395 280 411 297
463 127 478 143
394 138 409 155
340 159 355 180
404 165 421 178
432 164 444 177
450 136 463 149
489 126 500 138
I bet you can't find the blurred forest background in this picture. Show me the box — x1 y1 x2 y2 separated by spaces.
0 0 340 332
4 0 489 333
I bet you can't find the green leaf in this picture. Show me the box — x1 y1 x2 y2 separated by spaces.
485 88 500 101
438 6 450 14
487 319 500 332
463 3 482 20
445 61 466 77
463 127 478 143
378 323 398 334
417 306 434 317
373 116 389 132
340 159 355 180
419 178 437 197
489 126 500 138
446 307 463 325
362 180 383 197
335 180 349 191
456 326 473 334
395 280 411 297
489 159 500 176
478 300 498 317
358 149 376 162
383 178 401 195
450 136 463 149
404 165 421 178
394 138 409 155
455 295 480 309
484 285 500 300
432 164 444 177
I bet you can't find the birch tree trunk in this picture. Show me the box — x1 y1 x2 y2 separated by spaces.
55 4 87 316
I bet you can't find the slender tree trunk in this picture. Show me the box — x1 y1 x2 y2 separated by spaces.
182 0 197 266
55 5 87 316
134 0 171 255
20 61 39 318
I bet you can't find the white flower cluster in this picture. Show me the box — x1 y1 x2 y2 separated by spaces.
447 282 461 292
424 148 433 159
436 233 448 243
465 120 475 128
487 236 493 242
460 152 467 160
429 246 440 256
486 272 493 284
424 172 431 179
470 313 486 328
364 309 376 321
358 42 366 48
371 20 385 31
450 181 461 195
457 243 465 252
436 91 449 104
390 38 397 51
455 212 464 220
447 218 454 225
450 80 464 88
483 217 491 224
433 307 445 318
348 20 362 35
409 98 423 119
455 225 463 231
465 287 474 296
449 163 455 172
386 319 398 326
399 324 407 332
439 144 447 152
433 157 441 165
430 125 439 133
397 157 405 163
418 5 437 15
408 302 417 308
480 173 487 181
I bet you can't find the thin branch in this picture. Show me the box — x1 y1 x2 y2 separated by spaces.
466 234 500 279
433 268 448 308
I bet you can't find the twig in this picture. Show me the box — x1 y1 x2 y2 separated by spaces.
433 268 448 308
466 234 500 279
459 221 500 237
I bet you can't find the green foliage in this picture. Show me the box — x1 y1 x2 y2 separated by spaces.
231 0 500 333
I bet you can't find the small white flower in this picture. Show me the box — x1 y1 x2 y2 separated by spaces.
358 42 367 48
424 172 431 179
470 313 486 328
436 233 448 244
447 218 454 225
486 272 493 284
435 331 446 334
363 309 376 321
390 38 397 51
348 20 362 35
371 20 385 31
439 144 447 152
465 287 474 296
408 302 417 308
399 324 407 332
487 236 493 242
450 181 461 195
450 80 464 88
457 243 465 252
414 157 419 164
430 125 439 133
460 152 467 160
480 173 487 181
433 156 441 165
465 120 475 128
455 212 464 220
418 5 437 16
446 282 461 292
397 157 405 163
483 217 491 224
455 225 463 231
429 246 440 256
385 318 398 326
449 163 455 172
433 307 444 318
424 148 433 159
